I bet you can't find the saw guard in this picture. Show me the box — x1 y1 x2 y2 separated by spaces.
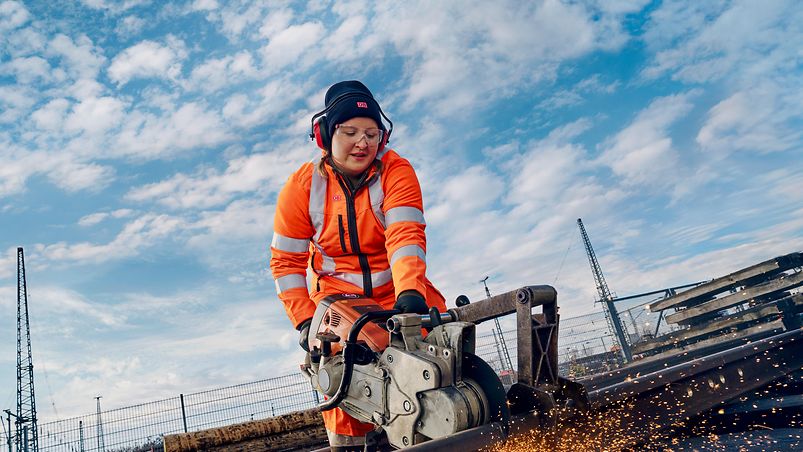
462 352 510 429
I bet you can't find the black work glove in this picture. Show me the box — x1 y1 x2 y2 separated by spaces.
298 319 312 353
394 291 429 314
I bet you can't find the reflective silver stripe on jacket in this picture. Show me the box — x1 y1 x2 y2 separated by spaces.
271 233 310 253
313 242 337 274
390 244 426 267
385 206 425 226
334 268 393 289
309 166 327 243
368 176 385 228
275 273 307 294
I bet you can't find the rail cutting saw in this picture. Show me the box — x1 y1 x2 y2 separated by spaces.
300 286 587 449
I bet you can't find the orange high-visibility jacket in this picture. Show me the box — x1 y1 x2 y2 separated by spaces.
270 149 445 328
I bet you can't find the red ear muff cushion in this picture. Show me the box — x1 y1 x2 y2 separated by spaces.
313 117 330 151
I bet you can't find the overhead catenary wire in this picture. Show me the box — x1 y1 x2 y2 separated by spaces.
553 227 579 285
39 359 60 418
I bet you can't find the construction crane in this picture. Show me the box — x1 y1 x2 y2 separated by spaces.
480 277 514 374
16 247 39 452
576 219 632 362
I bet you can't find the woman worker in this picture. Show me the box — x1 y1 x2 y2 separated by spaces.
269 80 447 451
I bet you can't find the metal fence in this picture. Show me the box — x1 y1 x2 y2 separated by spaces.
29 295 678 452
35 374 320 452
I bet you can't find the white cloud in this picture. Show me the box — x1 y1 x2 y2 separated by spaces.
30 285 126 328
81 0 148 13
35 213 184 264
2 56 52 84
257 8 293 39
46 160 115 192
116 15 146 36
506 142 588 210
65 78 106 100
4 26 46 60
186 51 257 93
0 85 36 123
0 1 30 31
260 21 325 72
186 198 275 254
324 15 371 60
0 147 50 197
112 208 135 218
65 96 127 135
30 98 71 130
765 169 803 204
47 33 106 80
643 0 801 83
0 247 15 280
697 84 801 154
538 74 620 111
207 1 269 40
373 0 618 116
221 78 305 128
78 212 109 227
427 166 504 226
190 0 219 11
112 101 231 158
598 92 694 189
126 147 306 209
108 39 186 85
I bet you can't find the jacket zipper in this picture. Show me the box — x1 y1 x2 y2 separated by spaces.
337 215 348 253
336 176 373 297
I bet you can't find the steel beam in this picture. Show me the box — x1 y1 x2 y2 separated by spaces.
649 252 803 312
633 294 802 354
666 270 803 324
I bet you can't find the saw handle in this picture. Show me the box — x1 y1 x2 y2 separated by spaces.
318 308 401 411
386 309 456 333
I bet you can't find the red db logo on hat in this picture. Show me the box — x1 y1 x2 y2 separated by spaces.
356 101 368 108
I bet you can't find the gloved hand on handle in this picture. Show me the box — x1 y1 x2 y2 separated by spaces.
393 290 429 314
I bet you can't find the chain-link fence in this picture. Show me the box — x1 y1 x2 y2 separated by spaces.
30 295 681 452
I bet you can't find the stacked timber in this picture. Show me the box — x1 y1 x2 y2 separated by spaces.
632 252 803 359
163 408 327 452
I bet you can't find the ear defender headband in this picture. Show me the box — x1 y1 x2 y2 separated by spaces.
309 91 393 153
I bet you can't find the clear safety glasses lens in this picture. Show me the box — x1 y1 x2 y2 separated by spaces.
334 125 384 145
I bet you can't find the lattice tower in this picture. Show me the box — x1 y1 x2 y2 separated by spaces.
16 247 39 452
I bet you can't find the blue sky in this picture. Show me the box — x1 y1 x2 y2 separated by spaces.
1 0 801 420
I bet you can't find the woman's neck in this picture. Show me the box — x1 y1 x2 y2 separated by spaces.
328 158 370 191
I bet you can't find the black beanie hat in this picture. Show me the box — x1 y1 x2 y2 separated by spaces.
324 80 385 141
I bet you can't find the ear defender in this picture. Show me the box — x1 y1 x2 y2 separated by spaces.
312 116 331 151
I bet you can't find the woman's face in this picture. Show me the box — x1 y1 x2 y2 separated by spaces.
330 117 382 177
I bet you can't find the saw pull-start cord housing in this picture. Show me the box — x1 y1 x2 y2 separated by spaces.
300 294 508 448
